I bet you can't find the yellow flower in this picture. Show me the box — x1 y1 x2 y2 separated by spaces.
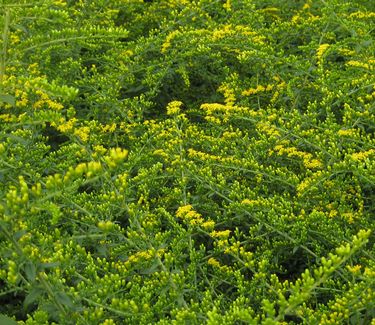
349 11 375 19
166 100 183 115
218 83 236 106
176 205 193 218
337 129 356 136
161 30 180 53
223 0 231 11
210 230 231 239
304 158 322 169
201 220 215 230
55 118 77 133
104 148 128 168
346 264 362 273
176 205 205 226
93 145 107 155
74 126 90 142
208 257 221 267
316 43 330 63
346 60 372 70
350 149 374 161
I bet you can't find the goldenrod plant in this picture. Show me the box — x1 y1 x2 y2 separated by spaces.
0 0 374 324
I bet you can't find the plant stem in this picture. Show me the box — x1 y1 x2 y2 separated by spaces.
0 8 10 87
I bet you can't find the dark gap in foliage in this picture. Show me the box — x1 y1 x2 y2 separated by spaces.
42 123 70 152
0 290 28 321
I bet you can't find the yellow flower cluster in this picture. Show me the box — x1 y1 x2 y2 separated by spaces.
52 117 77 133
161 30 181 53
348 11 375 19
218 83 236 106
296 170 324 196
210 229 231 239
74 126 90 142
346 264 362 274
124 248 164 269
346 60 373 70
97 220 116 231
15 88 29 108
208 257 221 267
316 43 330 64
212 24 233 40
350 149 374 161
207 257 233 273
166 100 183 115
242 84 274 96
0 114 14 122
272 144 322 169
223 0 231 11
33 90 64 111
241 198 266 207
256 122 281 139
93 144 107 156
104 147 128 168
188 148 245 167
200 103 261 122
337 128 357 136
211 24 265 44
175 205 215 229
100 123 117 133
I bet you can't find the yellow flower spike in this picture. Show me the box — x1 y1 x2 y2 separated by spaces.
223 0 231 11
56 118 77 133
166 100 183 116
316 43 330 64
208 257 221 268
346 264 362 274
86 161 102 177
218 83 236 106
161 30 181 53
350 149 374 161
74 126 90 142
75 163 87 175
176 205 193 218
210 230 231 239
110 147 128 161
304 158 323 169
104 148 128 168
201 220 215 230
337 129 357 136
93 145 107 155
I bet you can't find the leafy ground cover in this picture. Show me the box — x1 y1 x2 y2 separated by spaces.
0 0 374 324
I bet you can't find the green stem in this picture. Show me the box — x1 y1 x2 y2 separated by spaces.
1 8 10 87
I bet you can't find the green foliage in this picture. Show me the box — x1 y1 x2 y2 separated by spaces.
0 0 374 324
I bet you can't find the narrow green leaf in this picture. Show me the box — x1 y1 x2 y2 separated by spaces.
24 286 44 308
0 314 18 325
55 291 74 308
13 229 27 241
0 94 15 106
24 261 36 282
40 262 60 269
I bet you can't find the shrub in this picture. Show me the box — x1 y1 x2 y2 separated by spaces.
1 0 374 324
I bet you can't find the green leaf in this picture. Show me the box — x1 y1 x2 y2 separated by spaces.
13 230 27 241
55 291 74 309
0 314 18 325
24 286 44 309
40 262 60 269
24 261 36 282
0 94 15 106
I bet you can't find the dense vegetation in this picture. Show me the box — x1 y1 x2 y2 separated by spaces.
0 0 374 324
